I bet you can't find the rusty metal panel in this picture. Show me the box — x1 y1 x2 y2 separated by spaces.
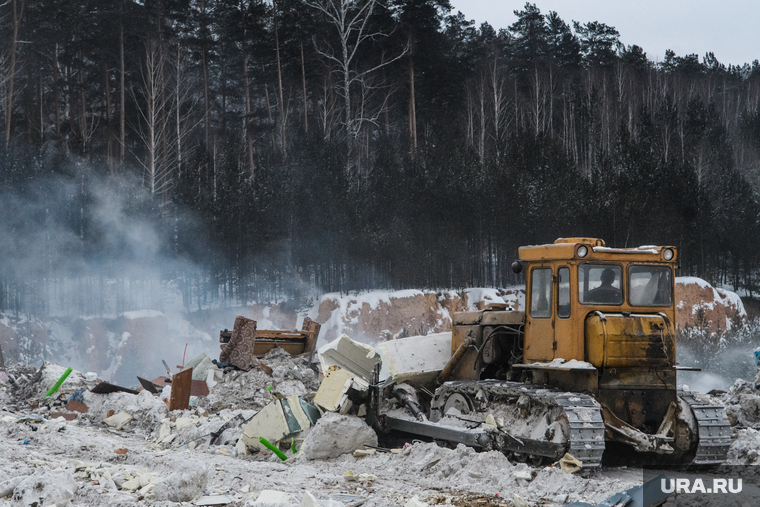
481 310 525 326
452 312 483 326
90 382 138 395
169 368 192 411
449 324 482 381
585 313 674 369
190 379 209 397
137 376 159 394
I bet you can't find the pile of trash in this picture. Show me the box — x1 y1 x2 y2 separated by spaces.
0 313 751 506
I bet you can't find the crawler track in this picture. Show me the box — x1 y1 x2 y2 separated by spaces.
678 390 731 466
430 380 605 467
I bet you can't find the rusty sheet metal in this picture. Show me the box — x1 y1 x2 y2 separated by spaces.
49 412 77 421
137 376 159 394
90 382 138 395
190 379 209 397
150 376 171 386
169 368 192 411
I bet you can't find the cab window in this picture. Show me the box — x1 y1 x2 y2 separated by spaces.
629 265 672 306
558 267 570 318
530 268 552 318
579 264 623 305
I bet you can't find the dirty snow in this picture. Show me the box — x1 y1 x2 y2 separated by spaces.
0 360 654 507
120 310 165 320
522 358 596 370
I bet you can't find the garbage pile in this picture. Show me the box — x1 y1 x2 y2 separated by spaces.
1 313 751 506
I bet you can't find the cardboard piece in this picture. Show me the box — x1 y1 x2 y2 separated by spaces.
104 411 132 429
49 412 77 421
66 400 88 413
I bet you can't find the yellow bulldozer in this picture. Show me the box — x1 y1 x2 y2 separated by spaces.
370 238 730 468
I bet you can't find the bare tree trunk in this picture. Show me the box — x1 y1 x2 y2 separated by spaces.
120 1 126 163
301 41 308 134
102 63 111 125
548 64 554 135
531 66 541 136
273 0 287 156
408 50 417 154
53 44 61 139
38 67 43 144
478 74 485 160
78 49 88 152
264 83 275 149
466 88 474 147
4 0 25 149
218 40 227 135
201 0 210 147
176 43 183 176
134 39 177 198
67 65 74 138
243 52 254 178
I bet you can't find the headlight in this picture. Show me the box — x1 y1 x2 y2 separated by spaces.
663 248 674 261
577 245 588 258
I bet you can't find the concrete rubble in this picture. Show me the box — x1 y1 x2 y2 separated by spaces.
298 412 378 461
3 322 760 506
152 462 208 502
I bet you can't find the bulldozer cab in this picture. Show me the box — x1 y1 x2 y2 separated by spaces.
519 238 677 367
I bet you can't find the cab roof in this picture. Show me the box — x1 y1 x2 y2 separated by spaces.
518 238 677 263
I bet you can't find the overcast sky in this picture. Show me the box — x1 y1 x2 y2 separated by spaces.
447 0 759 67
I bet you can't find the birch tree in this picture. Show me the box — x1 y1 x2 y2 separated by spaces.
305 0 406 177
4 0 25 149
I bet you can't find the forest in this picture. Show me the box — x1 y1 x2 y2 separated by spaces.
1 0 760 316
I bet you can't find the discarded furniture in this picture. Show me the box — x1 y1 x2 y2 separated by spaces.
219 316 321 370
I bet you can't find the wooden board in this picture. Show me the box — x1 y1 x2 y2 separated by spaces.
169 368 192 411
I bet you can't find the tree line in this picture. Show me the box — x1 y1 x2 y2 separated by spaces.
2 0 760 316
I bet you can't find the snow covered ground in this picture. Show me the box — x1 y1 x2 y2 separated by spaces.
3 357 760 506
0 360 643 507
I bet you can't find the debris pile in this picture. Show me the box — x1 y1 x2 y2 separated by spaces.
1 312 756 506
